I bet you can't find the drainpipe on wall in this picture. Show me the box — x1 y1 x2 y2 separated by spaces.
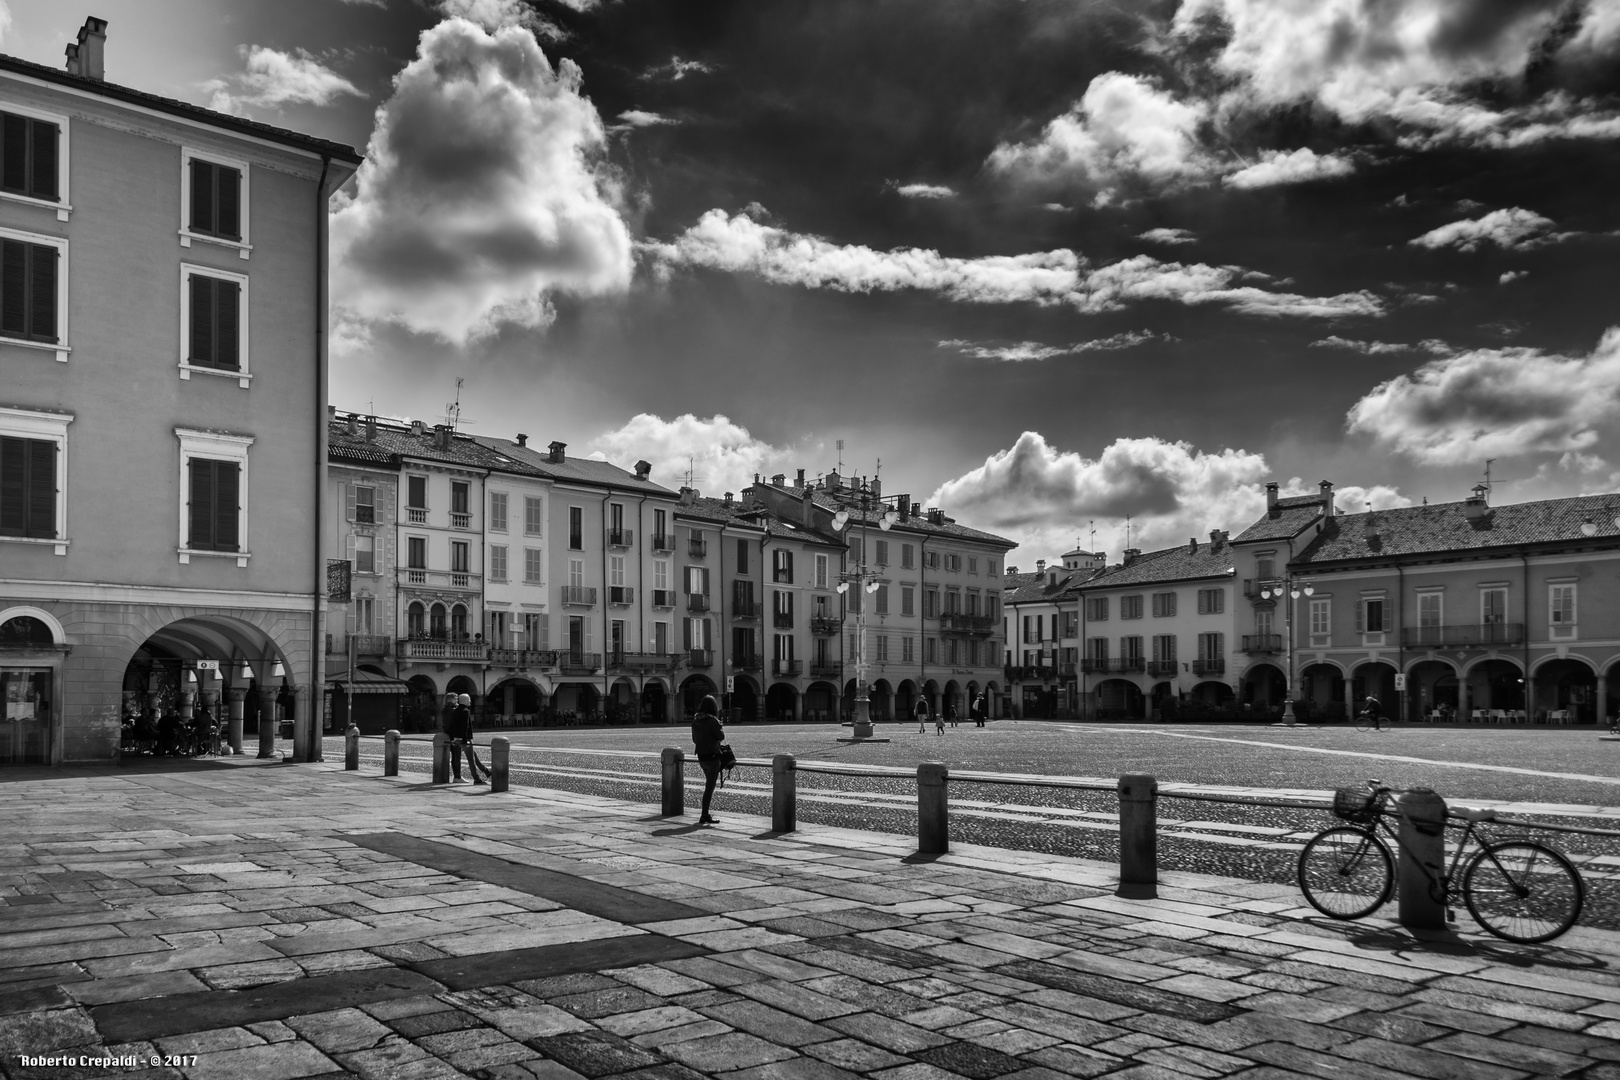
1396 564 1405 723
636 494 646 722
1522 551 1532 719
917 535 927 711
304 154 331 764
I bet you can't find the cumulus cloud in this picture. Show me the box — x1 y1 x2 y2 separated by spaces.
437 0 565 38
1499 269 1528 284
617 109 677 127
1346 327 1620 463
331 18 634 343
640 56 714 81
1409 208 1563 252
987 72 1218 203
587 414 804 497
939 340 1072 363
1332 483 1415 514
204 45 364 115
647 210 1384 319
928 432 1277 559
1139 227 1196 244
1075 330 1174 350
890 182 955 199
1225 147 1356 188
1311 335 1452 355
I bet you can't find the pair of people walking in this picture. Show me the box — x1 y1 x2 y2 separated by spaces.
445 692 487 784
914 698 955 735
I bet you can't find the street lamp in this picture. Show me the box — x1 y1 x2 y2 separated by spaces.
831 482 896 740
1258 576 1313 725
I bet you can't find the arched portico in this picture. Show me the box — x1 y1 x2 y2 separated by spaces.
870 679 893 722
896 679 919 721
766 682 798 721
983 680 1001 719
489 676 544 727
1533 656 1597 723
608 676 638 724
1 612 68 765
1406 658 1459 721
1298 662 1345 721
679 674 717 719
804 680 837 722
641 677 671 723
1095 678 1142 720
1461 656 1523 716
1241 663 1286 709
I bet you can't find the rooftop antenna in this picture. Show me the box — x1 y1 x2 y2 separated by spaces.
1089 520 1095 552
443 377 474 431
1124 515 1133 548
836 439 845 475
1484 458 1495 495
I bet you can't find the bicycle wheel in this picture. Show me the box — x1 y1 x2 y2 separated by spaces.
1298 827 1394 919
1462 841 1584 944
1354 713 1370 732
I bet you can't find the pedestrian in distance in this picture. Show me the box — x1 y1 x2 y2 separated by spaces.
935 705 946 736
915 697 929 734
691 694 726 825
449 693 488 784
974 692 987 727
947 702 958 728
1360 694 1384 732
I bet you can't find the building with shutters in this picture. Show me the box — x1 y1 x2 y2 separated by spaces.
0 20 362 764
1002 548 1103 718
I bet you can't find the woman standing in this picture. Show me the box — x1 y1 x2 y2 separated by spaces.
691 694 726 825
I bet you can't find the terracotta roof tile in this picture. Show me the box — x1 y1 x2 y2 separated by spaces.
1297 494 1620 563
1084 542 1236 588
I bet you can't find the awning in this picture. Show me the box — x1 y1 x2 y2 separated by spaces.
326 669 410 695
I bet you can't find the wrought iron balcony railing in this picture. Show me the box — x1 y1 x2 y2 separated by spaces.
1241 634 1282 653
1191 658 1225 676
773 659 803 677
561 585 597 606
1400 623 1526 648
687 593 710 612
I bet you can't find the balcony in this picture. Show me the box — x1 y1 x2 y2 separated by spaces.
1058 661 1077 677
687 593 710 612
620 651 681 673
688 538 707 558
1146 660 1179 677
1401 623 1527 649
652 533 675 553
1191 658 1225 676
732 598 760 619
490 648 557 668
773 611 794 629
557 652 602 675
1242 634 1282 654
810 662 841 678
773 658 803 677
561 585 597 606
732 653 761 672
407 507 427 524
399 568 479 591
327 634 392 657
1080 657 1145 674
451 512 471 530
939 613 996 635
687 648 713 668
651 589 676 609
397 638 490 663
608 586 634 606
809 615 841 636
608 528 634 549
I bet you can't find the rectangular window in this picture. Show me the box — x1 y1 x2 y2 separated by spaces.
523 496 542 536
876 635 888 662
188 157 241 240
1086 637 1108 661
773 548 793 583
0 435 56 538
946 639 957 664
1197 588 1224 614
1122 635 1143 660
524 548 542 584
1121 595 1143 619
686 565 709 595
1 111 59 201
946 588 961 613
653 620 668 655
355 534 375 574
924 589 939 618
1198 632 1224 662
1551 584 1576 625
655 559 668 591
875 539 888 566
407 536 426 569
849 633 858 660
569 558 584 589
1152 635 1176 663
875 584 888 615
968 557 978 575
1362 598 1385 634
1151 592 1176 617
356 596 374 635
1 238 58 344
1256 558 1274 582
407 475 426 509
354 485 375 524
489 545 507 581
815 553 828 588
901 586 914 617
654 508 667 543
1085 597 1109 621
901 544 914 569
1062 611 1078 637
185 272 240 369
736 538 749 574
450 540 469 573
1310 598 1330 636
926 551 939 570
489 491 507 532
1255 609 1273 636
1417 592 1441 627
926 637 937 664
450 481 469 515
186 458 239 551
569 506 582 549
1482 587 1507 624
610 555 625 587
903 636 914 662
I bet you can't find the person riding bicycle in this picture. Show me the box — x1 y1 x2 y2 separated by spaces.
1359 695 1384 731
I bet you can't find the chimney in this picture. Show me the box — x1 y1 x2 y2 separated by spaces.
1036 559 1046 572
679 486 698 506
795 469 805 490
772 473 786 488
515 433 527 447
896 496 910 522
870 478 881 499
346 413 358 437
800 488 814 525
911 502 922 518
1265 481 1279 509
724 492 734 505
548 440 566 464
1123 548 1141 565
927 508 944 525
410 419 425 436
1209 529 1223 551
68 18 107 81
1189 537 1198 552
635 459 651 481
433 423 451 450
1319 480 1335 519
364 415 377 442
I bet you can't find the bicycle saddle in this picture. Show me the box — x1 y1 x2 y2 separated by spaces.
1451 806 1497 822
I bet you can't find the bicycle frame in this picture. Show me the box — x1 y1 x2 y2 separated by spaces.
1363 787 1515 906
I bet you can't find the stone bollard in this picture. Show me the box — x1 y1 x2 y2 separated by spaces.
431 733 450 785
1396 788 1449 930
918 762 949 854
345 724 360 770
1118 774 1158 896
661 748 685 816
491 737 510 793
384 730 400 776
227 689 246 755
772 754 796 832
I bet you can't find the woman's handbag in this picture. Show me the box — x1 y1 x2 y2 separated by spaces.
717 743 737 785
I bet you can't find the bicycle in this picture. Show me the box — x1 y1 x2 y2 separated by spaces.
1297 778 1585 944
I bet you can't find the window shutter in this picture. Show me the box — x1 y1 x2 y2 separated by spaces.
1 240 25 337
29 244 55 342
345 533 356 566
684 618 693 650
191 159 214 234
1354 602 1364 632
190 275 213 365
584 619 593 653
215 461 240 551
346 484 356 522
0 437 23 534
25 439 53 538
1197 591 1207 615
785 551 794 582
216 280 239 369
701 567 710 594
1 114 26 193
30 121 57 201
217 166 241 240
188 458 212 549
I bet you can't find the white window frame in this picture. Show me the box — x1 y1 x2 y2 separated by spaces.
178 262 251 387
1309 598 1330 639
1481 586 1508 624
179 146 252 258
0 225 69 362
655 559 668 591
524 547 543 585
0 406 72 555
0 101 71 221
175 427 253 566
525 495 543 537
1549 582 1577 637
354 533 376 575
489 490 508 533
489 544 508 582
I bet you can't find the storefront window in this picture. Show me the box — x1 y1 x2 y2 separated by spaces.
2 668 51 764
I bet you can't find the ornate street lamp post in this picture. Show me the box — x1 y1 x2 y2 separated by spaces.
1259 576 1313 725
832 482 895 741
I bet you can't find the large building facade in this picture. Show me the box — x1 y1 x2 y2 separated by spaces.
0 23 361 763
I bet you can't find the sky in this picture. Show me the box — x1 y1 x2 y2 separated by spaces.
6 0 1620 565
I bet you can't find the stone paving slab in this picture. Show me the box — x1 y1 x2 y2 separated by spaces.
4 758 1620 1080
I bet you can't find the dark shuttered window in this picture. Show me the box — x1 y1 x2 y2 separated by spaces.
0 240 58 343
187 458 240 551
0 437 56 539
0 112 59 201
189 159 241 240
188 274 240 369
